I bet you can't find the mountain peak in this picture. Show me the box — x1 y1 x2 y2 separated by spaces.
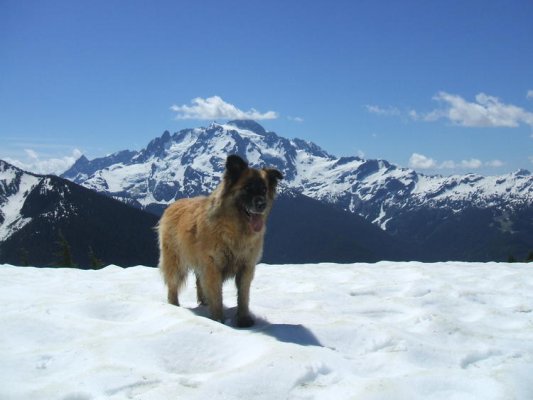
73 154 89 166
227 120 267 135
513 168 531 177
0 159 15 171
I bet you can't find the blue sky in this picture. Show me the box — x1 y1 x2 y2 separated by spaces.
1 0 532 175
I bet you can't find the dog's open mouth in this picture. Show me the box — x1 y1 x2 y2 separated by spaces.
245 208 265 233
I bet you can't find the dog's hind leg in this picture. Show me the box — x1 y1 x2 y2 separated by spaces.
195 273 208 305
167 266 187 306
167 285 179 306
200 261 224 322
159 246 187 307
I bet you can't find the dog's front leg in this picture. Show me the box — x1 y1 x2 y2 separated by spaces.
202 264 224 322
235 265 255 328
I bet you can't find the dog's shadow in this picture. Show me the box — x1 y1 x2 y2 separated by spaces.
189 305 323 347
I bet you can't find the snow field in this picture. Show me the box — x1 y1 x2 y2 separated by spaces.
1 262 533 399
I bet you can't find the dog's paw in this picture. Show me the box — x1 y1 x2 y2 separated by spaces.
235 314 255 328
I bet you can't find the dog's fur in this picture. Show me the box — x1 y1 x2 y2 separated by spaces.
157 155 282 327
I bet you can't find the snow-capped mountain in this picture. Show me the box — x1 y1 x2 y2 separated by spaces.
0 160 59 241
63 120 532 225
63 120 334 214
61 120 533 261
0 160 160 267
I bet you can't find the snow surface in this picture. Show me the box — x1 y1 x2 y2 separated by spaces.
2 262 533 399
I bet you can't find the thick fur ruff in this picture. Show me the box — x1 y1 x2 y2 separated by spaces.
157 155 282 327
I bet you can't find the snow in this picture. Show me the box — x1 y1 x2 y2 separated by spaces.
219 123 262 140
100 163 153 193
0 174 40 241
0 167 17 185
219 122 287 166
372 203 392 230
412 173 533 205
2 261 533 399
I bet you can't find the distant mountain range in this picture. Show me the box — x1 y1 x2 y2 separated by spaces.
0 159 407 266
1 120 531 266
61 119 533 262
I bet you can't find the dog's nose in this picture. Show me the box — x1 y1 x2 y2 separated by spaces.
254 197 266 212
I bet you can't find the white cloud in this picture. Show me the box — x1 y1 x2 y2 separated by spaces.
170 96 278 120
409 153 503 171
371 91 533 131
439 160 457 169
409 153 437 169
485 159 504 168
408 110 420 120
418 92 533 128
365 105 401 117
5 148 83 175
460 158 483 169
288 116 304 123
25 149 39 160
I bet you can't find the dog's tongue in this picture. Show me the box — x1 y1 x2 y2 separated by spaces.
250 213 264 233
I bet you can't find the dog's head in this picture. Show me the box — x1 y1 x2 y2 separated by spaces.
223 155 283 233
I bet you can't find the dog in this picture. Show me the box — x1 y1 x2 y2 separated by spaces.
157 155 283 327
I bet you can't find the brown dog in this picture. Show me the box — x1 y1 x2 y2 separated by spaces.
157 155 282 327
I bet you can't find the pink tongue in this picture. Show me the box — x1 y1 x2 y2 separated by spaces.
250 213 264 232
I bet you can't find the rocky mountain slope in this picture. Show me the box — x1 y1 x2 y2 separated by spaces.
0 160 159 267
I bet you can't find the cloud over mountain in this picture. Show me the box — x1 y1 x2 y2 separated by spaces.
4 148 83 175
369 91 533 130
170 96 278 120
409 152 504 171
418 92 533 128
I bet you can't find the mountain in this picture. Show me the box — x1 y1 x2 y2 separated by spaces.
0 160 160 267
62 120 533 261
264 190 410 263
1 160 406 266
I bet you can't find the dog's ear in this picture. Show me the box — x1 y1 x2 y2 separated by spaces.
225 155 249 184
264 168 283 188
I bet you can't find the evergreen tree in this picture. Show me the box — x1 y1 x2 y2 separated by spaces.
526 251 533 263
507 254 517 263
56 231 75 268
88 246 104 269
19 248 30 266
